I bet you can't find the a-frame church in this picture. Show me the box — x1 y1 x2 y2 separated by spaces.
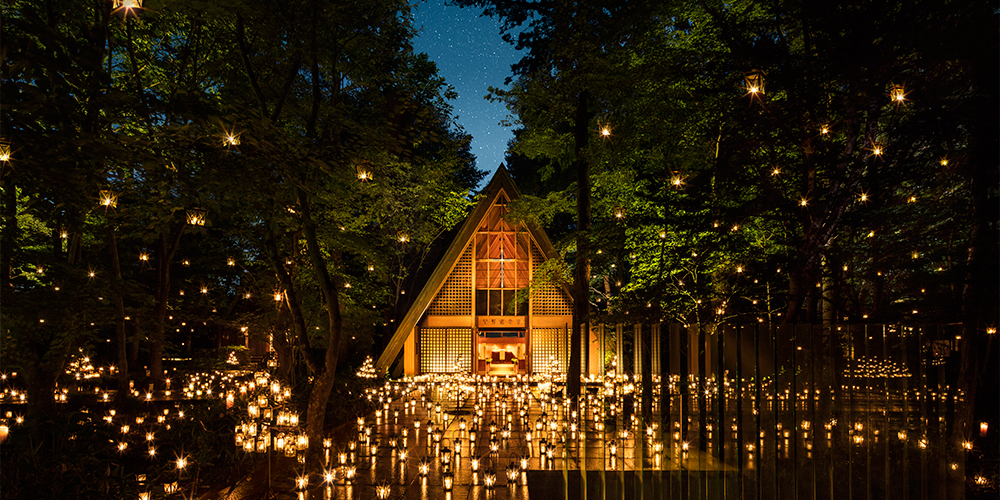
376 165 598 377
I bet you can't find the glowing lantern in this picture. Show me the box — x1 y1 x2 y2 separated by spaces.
743 69 765 95
99 190 118 208
223 131 241 148
889 84 907 104
356 165 371 182
186 207 207 226
114 0 142 10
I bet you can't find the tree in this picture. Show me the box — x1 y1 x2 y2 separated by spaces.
197 0 482 464
456 0 660 402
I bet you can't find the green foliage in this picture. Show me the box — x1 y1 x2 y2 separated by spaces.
0 399 246 500
476 0 994 326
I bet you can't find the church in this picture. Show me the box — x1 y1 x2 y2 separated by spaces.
375 166 601 377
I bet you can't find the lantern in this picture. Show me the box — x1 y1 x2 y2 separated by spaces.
743 69 765 95
442 471 454 491
889 84 907 103
223 131 241 148
356 165 372 182
114 0 142 10
99 190 118 208
186 207 207 226
506 462 519 482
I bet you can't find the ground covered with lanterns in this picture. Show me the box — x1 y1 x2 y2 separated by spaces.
222 369 733 500
2 351 992 499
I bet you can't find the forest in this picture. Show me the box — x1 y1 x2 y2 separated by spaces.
1 0 996 498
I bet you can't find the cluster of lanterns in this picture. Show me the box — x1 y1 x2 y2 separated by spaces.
236 372 306 460
356 356 378 379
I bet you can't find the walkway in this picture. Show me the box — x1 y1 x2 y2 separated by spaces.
222 374 728 500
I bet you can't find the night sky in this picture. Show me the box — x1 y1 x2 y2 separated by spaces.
411 0 521 188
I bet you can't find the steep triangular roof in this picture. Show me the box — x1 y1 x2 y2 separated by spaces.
375 164 568 373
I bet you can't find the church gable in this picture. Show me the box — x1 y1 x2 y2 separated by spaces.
376 165 576 375
426 243 473 316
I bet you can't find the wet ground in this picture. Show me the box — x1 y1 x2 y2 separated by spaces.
207 376 967 500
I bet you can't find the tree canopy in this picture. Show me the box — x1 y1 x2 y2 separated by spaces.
2 0 484 454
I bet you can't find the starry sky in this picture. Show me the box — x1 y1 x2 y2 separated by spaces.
410 0 522 188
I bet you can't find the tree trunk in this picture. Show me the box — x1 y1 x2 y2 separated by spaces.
1 181 17 307
568 90 591 404
949 36 1000 494
107 228 130 401
149 224 184 388
25 363 58 420
263 229 318 375
298 189 344 468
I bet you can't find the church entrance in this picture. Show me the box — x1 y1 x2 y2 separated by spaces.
476 329 526 376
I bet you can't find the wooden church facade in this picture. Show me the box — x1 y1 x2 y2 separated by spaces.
376 166 600 377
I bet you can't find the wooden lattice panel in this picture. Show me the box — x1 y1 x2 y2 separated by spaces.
531 245 573 315
427 244 473 315
419 328 472 373
531 328 566 373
